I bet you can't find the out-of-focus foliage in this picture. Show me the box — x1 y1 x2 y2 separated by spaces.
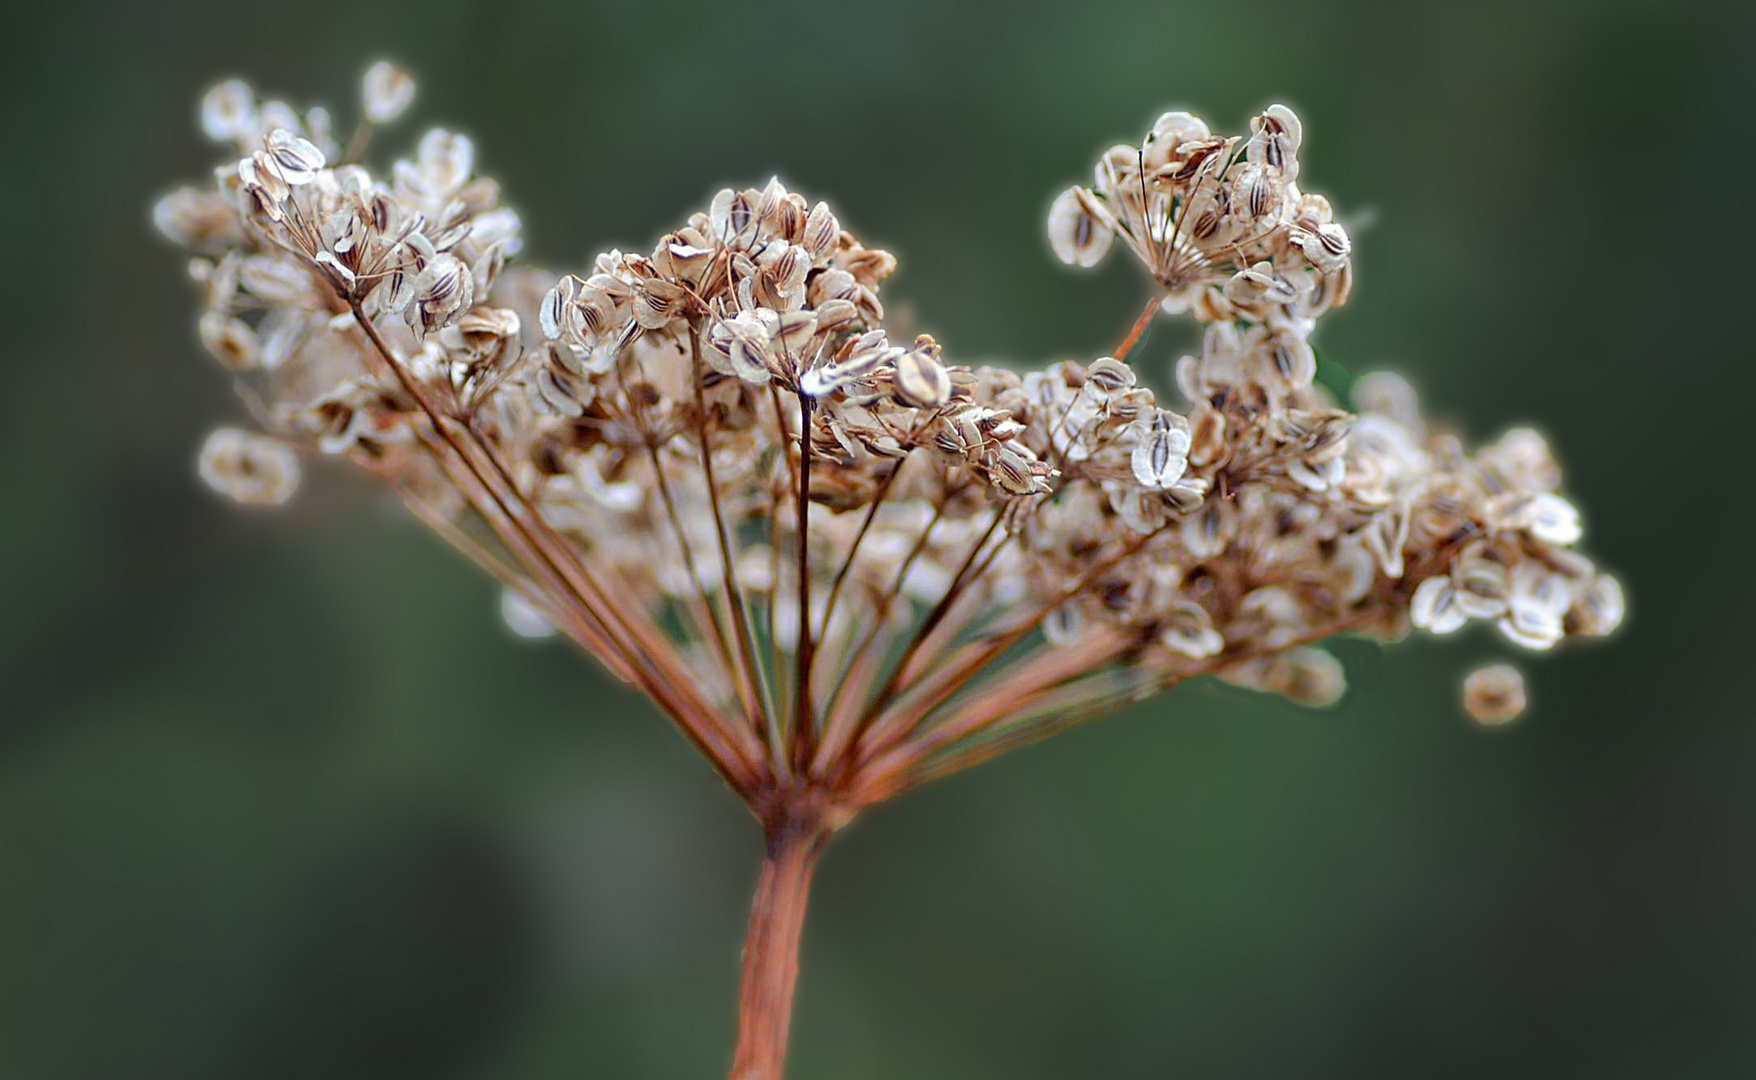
2 1 1751 1076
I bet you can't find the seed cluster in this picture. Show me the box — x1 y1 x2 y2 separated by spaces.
158 68 1622 806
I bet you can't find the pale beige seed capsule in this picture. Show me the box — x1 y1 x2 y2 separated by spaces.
201 79 255 142
893 336 951 408
539 275 577 340
1262 647 1346 708
264 129 326 185
362 61 416 125
1047 187 1115 268
1084 357 1135 395
198 311 260 371
1142 111 1211 170
1463 664 1526 726
500 587 558 639
197 428 300 505
1571 575 1625 637
988 445 1043 496
1130 411 1191 490
802 202 839 258
1300 222 1351 273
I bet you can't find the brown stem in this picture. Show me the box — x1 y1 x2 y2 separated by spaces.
731 812 833 1080
1112 294 1161 360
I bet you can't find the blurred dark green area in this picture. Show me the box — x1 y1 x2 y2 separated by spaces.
3 0 1752 1076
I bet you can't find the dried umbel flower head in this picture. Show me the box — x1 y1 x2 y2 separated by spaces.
155 69 1624 1080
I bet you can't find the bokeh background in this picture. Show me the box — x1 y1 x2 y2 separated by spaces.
5 0 1753 1076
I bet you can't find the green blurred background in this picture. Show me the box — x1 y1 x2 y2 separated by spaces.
4 0 1751 1076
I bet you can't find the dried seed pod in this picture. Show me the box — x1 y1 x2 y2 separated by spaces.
1498 563 1570 650
1232 163 1282 223
1299 222 1351 273
1462 664 1526 725
1247 103 1302 179
1224 261 1295 306
1181 495 1235 559
564 286 621 346
264 129 326 185
530 341 591 417
893 335 951 408
1130 410 1191 490
1570 575 1626 637
198 312 260 371
1048 187 1115 268
537 277 572 340
802 202 839 258
987 444 1047 496
201 79 256 142
710 188 759 249
413 129 474 193
500 587 557 639
1084 357 1135 396
1256 646 1346 707
1160 600 1224 659
154 187 244 251
633 279 686 330
1410 576 1467 634
197 428 300 505
1142 110 1211 170
402 253 473 334
362 61 416 125
237 153 290 220
1186 406 1228 467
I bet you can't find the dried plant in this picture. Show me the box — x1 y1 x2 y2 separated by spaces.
156 66 1624 1078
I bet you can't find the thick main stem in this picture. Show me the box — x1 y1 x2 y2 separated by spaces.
731 812 832 1080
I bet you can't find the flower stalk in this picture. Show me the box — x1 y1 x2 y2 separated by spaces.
732 805 837 1080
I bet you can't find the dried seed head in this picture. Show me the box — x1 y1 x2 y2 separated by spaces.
1462 664 1526 726
158 71 1623 814
197 428 300 505
362 61 416 125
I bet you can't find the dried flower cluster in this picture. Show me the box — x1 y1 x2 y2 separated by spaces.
156 67 1622 1079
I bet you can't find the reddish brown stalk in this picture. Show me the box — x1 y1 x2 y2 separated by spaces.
861 607 1395 803
351 302 764 789
731 809 834 1080
854 630 1133 800
815 456 904 642
624 353 754 722
792 394 817 772
809 490 960 776
853 526 1168 773
1112 294 1161 361
688 327 778 752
